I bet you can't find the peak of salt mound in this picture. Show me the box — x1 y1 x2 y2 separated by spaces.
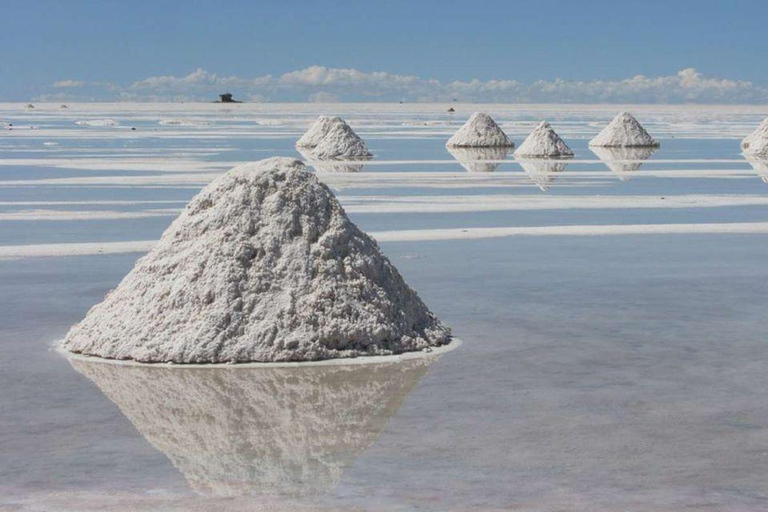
296 116 345 148
446 146 511 173
589 111 658 147
309 121 372 159
514 122 573 158
742 118 768 157
445 113 514 148
64 157 449 363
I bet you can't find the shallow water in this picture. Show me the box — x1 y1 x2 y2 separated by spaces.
2 103 768 511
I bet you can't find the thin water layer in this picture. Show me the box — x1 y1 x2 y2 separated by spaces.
1 103 768 511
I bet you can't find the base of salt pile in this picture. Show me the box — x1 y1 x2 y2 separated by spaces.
63 157 451 364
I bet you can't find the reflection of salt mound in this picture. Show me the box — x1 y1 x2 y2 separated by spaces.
296 116 345 148
742 118 768 157
446 146 511 173
517 157 569 191
69 354 438 497
75 119 119 127
590 146 657 181
514 122 573 158
64 157 449 363
745 156 768 183
446 113 513 148
296 147 369 173
589 111 658 147
158 119 212 127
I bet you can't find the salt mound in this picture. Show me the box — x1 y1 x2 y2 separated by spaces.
590 146 657 181
446 146 511 173
75 119 119 127
514 122 573 158
445 113 513 148
68 354 437 496
589 111 659 147
309 122 371 159
742 118 768 157
296 116 345 148
63 157 449 363
746 156 768 184
517 158 569 191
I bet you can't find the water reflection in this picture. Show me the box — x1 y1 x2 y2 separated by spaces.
591 146 657 181
516 157 569 191
446 146 511 173
745 156 768 183
297 148 371 173
68 354 439 498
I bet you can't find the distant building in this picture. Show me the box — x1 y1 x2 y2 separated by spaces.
217 93 242 103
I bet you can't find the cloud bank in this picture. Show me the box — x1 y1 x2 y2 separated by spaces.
40 67 768 104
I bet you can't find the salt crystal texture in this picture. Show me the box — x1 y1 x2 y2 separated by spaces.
63 157 449 363
445 113 514 148
589 112 659 147
296 116 345 148
514 122 573 158
742 118 768 157
309 121 372 159
69 354 437 496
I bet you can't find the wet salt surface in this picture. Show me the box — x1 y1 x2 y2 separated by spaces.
2 103 768 511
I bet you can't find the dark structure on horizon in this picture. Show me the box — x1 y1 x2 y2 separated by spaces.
216 93 242 103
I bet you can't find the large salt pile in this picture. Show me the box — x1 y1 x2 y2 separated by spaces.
63 157 449 363
446 146 511 173
590 146 657 181
296 116 345 148
514 122 573 158
445 112 514 148
742 118 768 157
589 111 659 147
69 355 436 496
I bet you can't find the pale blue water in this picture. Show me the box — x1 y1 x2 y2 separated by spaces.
1 103 768 511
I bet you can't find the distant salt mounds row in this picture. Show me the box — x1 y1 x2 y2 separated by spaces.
296 116 372 159
75 119 120 127
742 118 768 158
158 119 213 127
63 157 450 364
444 111 658 158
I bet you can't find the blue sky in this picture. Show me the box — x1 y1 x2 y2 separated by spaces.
3 0 768 102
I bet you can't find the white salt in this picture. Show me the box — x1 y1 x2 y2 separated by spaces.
308 121 372 159
514 122 573 158
63 157 449 363
75 119 120 127
742 118 768 157
445 113 514 148
295 116 345 148
589 111 659 147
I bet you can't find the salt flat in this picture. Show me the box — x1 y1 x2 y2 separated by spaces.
2 103 768 511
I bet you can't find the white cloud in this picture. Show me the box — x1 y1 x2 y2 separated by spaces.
42 67 768 104
53 79 85 88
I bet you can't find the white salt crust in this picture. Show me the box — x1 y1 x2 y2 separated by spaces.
514 122 573 158
445 113 514 148
589 111 659 147
742 118 768 157
296 116 372 159
295 116 345 148
63 157 449 363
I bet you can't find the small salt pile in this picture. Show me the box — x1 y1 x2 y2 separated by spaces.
742 118 768 157
296 116 345 148
514 121 573 158
589 111 659 147
64 157 449 363
445 113 514 148
310 121 372 159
